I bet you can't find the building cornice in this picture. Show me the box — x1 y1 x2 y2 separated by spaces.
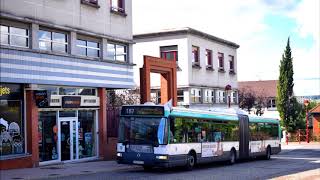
133 27 240 49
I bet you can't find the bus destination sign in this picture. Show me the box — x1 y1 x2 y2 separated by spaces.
121 106 164 116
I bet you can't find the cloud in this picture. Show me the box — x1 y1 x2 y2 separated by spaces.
132 0 319 96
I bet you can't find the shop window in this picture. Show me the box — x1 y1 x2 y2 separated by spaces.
78 110 96 158
38 29 68 53
76 39 100 58
38 111 58 162
59 87 77 95
0 25 29 47
0 84 25 157
78 88 96 96
106 42 127 62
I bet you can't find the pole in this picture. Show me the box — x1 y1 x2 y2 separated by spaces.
228 95 231 108
306 110 309 143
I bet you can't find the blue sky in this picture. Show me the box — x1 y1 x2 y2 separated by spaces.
133 0 320 96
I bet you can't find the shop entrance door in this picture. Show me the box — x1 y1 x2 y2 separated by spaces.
59 118 78 162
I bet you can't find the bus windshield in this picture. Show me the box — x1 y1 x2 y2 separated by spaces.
118 117 167 145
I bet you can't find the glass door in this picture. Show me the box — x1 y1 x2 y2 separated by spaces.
59 117 78 162
60 121 71 161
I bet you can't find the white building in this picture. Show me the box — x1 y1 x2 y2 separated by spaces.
133 28 239 109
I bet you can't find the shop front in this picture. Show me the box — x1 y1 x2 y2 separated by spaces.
36 86 101 165
0 83 25 158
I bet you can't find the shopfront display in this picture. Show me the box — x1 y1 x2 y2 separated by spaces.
0 83 24 157
37 86 99 164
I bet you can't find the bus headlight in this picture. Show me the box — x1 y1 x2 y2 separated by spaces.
156 155 168 160
117 153 122 157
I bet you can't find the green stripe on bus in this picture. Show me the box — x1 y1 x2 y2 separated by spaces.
170 111 238 121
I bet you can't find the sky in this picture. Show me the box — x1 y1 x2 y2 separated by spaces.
132 0 320 96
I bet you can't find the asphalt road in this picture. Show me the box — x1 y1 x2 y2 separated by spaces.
45 145 320 180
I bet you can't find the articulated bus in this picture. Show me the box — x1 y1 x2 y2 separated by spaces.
117 104 281 170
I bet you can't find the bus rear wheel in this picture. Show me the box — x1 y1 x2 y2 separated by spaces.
185 153 196 171
228 150 236 165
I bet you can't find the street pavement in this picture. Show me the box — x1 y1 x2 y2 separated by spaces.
1 142 319 180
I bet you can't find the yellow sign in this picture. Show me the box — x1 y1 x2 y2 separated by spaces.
0 86 10 96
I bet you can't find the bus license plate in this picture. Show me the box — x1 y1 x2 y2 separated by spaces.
133 160 144 165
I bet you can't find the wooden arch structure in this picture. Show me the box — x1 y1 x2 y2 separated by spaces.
140 55 177 106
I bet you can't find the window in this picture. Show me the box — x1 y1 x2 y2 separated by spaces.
229 55 235 73
190 88 201 103
217 90 226 103
218 52 224 71
160 45 178 62
169 117 239 144
111 0 125 13
249 123 279 141
204 89 214 103
192 46 199 64
82 0 98 5
107 43 127 62
0 84 25 157
232 91 238 104
206 49 213 68
0 25 29 47
267 99 276 108
76 39 100 58
39 111 58 162
177 90 184 103
38 30 68 53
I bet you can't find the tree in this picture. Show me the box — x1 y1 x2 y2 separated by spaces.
239 89 256 114
276 38 296 132
107 89 140 107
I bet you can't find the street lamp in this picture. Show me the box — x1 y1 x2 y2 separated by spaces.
304 99 310 143
225 84 232 108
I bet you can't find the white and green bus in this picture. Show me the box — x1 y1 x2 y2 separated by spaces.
117 104 281 170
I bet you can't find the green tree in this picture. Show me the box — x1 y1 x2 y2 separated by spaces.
276 38 296 132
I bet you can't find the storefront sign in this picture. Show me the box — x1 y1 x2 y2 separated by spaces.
62 96 81 108
0 86 10 96
34 90 49 107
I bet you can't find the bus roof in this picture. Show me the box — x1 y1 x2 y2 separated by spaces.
120 105 279 123
248 116 279 124
170 107 239 121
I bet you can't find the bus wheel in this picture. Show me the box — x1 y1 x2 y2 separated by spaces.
265 147 271 160
143 165 153 171
185 153 196 171
228 150 236 165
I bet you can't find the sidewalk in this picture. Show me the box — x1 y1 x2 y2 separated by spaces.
281 142 320 150
0 160 138 180
272 169 320 180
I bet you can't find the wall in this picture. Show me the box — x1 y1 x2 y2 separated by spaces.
187 34 238 89
0 48 134 88
0 0 132 40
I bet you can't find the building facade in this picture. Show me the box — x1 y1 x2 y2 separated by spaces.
0 0 133 169
238 80 279 118
133 28 239 110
